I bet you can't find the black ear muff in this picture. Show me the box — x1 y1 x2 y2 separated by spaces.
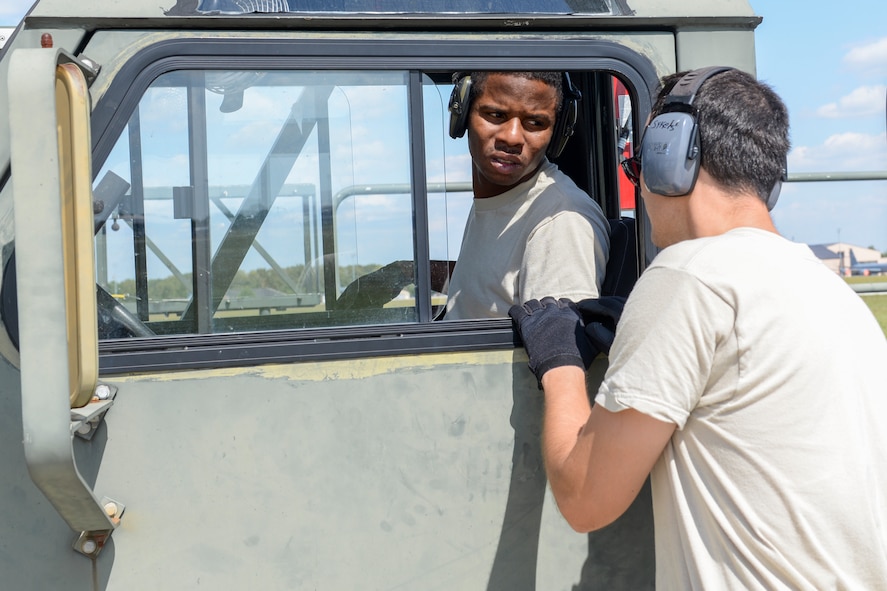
640 66 732 197
448 74 472 139
547 72 582 159
447 72 581 159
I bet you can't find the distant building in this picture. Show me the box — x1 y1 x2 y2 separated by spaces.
810 242 886 275
808 244 842 274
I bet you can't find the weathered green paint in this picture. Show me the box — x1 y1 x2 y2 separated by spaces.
0 348 655 589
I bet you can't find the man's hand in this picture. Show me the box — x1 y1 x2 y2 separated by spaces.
575 296 626 355
508 297 599 385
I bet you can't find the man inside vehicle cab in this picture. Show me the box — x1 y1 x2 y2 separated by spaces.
337 71 610 318
443 71 610 320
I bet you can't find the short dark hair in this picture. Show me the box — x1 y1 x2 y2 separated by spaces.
652 69 790 203
455 71 564 111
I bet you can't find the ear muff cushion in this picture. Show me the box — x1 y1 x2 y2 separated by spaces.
641 111 701 196
448 75 472 139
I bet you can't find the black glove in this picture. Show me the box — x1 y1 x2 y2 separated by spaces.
509 297 599 385
575 296 626 355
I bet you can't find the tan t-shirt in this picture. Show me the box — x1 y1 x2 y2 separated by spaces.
597 228 887 590
445 160 609 320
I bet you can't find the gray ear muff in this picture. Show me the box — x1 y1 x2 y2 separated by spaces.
448 75 472 139
641 111 701 196
639 66 732 196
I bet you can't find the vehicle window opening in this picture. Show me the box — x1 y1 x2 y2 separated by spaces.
88 64 642 342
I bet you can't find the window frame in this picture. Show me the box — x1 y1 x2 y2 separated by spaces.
89 36 657 374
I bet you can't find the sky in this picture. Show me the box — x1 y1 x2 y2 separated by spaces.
749 0 887 251
2 0 886 251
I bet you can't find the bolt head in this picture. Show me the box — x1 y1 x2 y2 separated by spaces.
81 538 97 554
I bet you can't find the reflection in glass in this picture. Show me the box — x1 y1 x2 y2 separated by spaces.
94 70 435 336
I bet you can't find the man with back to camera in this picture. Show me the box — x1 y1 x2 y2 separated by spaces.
509 67 887 588
442 71 610 320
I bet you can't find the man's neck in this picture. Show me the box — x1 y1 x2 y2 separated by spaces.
687 173 778 239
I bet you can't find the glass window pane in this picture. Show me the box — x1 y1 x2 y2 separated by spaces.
94 69 419 337
423 77 473 315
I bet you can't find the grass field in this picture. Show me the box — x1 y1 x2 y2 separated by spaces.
846 276 887 335
859 294 887 335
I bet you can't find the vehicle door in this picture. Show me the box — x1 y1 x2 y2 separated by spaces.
3 33 658 590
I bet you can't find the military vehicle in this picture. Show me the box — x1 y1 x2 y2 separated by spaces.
1 1 881 589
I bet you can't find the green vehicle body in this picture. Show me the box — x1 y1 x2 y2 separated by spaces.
0 1 764 588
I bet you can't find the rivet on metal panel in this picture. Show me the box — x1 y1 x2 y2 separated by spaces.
73 531 110 557
101 496 125 525
74 55 101 86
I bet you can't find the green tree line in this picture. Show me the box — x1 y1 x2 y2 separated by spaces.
105 263 384 299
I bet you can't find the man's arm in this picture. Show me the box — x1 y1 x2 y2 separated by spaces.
508 297 676 532
539 365 675 533
521 208 609 302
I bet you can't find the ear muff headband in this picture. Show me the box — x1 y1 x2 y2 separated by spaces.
640 66 732 197
447 72 581 159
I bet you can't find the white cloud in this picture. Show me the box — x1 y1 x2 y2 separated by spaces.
427 152 472 184
142 153 191 187
789 131 887 172
816 85 887 118
843 37 887 76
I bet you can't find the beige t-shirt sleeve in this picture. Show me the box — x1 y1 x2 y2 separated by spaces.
519 209 608 304
594 266 733 428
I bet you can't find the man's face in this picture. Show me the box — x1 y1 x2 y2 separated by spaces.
467 74 558 198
